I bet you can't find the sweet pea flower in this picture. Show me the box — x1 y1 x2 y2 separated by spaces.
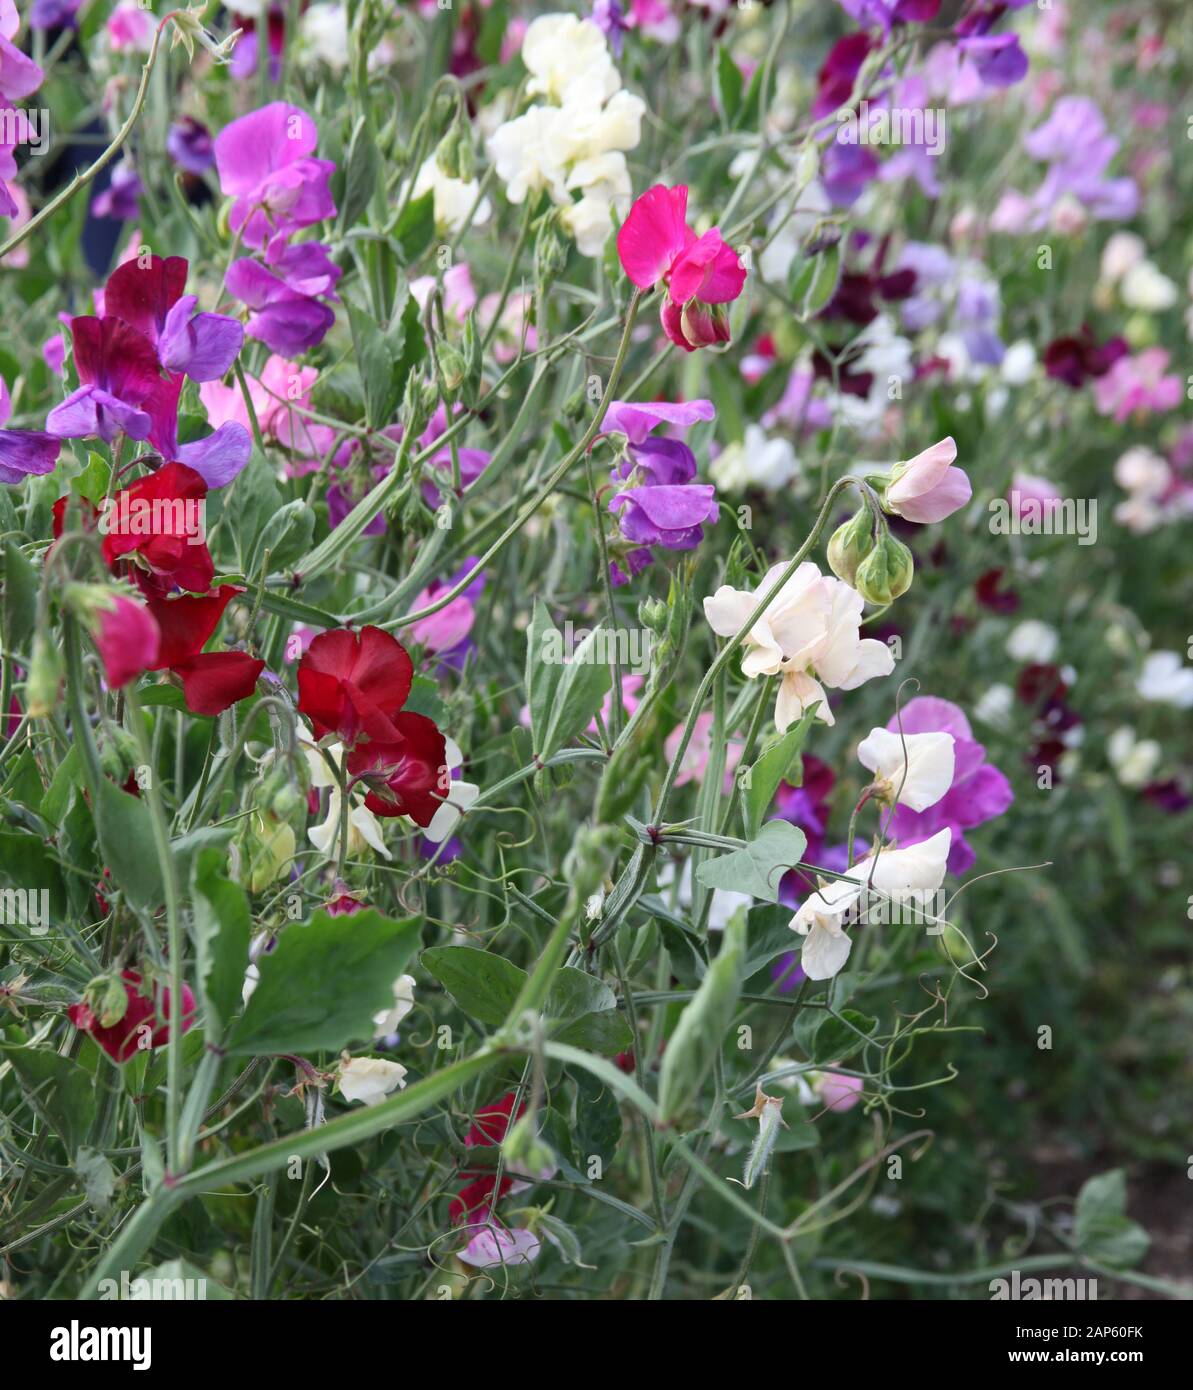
0 1 43 106
704 561 894 730
790 827 952 979
1136 651 1193 709
91 161 142 221
423 737 480 846
297 626 415 745
856 727 955 811
616 185 747 352
884 436 971 523
68 969 196 1063
302 739 392 861
225 255 337 355
337 1055 408 1106
812 1069 864 1113
91 592 160 688
664 710 744 790
880 697 1014 875
1008 474 1063 526
213 102 336 250
0 374 60 484
373 974 416 1037
346 713 449 826
166 116 215 175
1093 349 1182 422
458 1225 542 1269
106 1 153 52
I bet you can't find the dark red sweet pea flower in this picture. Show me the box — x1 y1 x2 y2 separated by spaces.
173 651 265 715
450 1172 514 1225
813 32 877 118
975 567 1020 614
347 713 448 826
67 969 197 1064
144 585 243 668
1043 328 1129 389
465 1092 525 1148
100 460 214 598
297 626 415 744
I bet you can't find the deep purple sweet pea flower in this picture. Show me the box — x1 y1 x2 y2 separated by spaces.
91 163 141 221
883 696 1013 875
955 33 1028 89
0 375 60 484
225 258 336 356
813 33 876 119
213 102 336 250
166 117 215 175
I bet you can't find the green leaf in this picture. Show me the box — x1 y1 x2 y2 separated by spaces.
2 1047 96 1152
571 1066 623 1170
695 821 807 904
227 909 423 1055
658 916 746 1123
421 945 528 1028
545 967 617 1021
789 240 841 319
794 1008 878 1065
72 452 111 506
741 903 800 978
526 599 564 754
740 708 816 838
339 117 380 232
552 1009 633 1055
392 189 435 265
190 847 252 1038
93 776 166 912
2 538 38 659
537 623 611 759
714 46 743 125
1074 1170 1150 1269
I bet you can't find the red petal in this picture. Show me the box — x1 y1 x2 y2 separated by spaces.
173 651 264 715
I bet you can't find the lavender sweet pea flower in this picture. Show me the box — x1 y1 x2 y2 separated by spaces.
166 117 215 175
29 0 80 27
0 375 60 484
883 696 1013 874
225 258 336 356
1 2 44 102
836 0 940 34
214 102 337 250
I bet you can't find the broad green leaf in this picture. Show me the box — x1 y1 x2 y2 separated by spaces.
545 967 617 1021
93 776 166 913
1074 1170 1150 1269
2 538 37 658
190 847 252 1037
740 708 816 838
2 1047 96 1152
392 189 435 265
421 945 528 1028
227 909 423 1055
538 623 611 759
789 240 841 319
339 116 380 232
694 821 807 903
525 599 564 754
794 1007 878 1065
714 46 743 125
552 1009 633 1055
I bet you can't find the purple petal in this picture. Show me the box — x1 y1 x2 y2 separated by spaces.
602 398 715 445
0 428 60 484
177 422 252 487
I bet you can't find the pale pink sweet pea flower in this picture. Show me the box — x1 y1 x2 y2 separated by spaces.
885 436 971 523
665 710 744 790
814 1071 864 1113
1093 348 1182 422
1007 473 1063 524
458 1224 541 1269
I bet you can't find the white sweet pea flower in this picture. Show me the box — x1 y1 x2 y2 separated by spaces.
373 974 416 1037
302 741 392 860
521 14 619 105
337 1055 408 1107
1119 260 1178 312
1136 651 1193 709
790 828 952 980
704 561 895 730
1106 727 1162 789
424 737 480 845
856 728 955 811
710 425 800 493
1005 620 1058 665
412 156 491 235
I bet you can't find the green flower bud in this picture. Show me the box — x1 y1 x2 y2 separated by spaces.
437 341 466 394
826 508 874 586
502 1113 555 1177
854 533 914 606
84 972 129 1029
26 630 63 719
637 596 668 636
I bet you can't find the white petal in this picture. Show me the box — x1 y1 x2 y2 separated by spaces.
350 803 392 860
800 921 853 980
857 728 955 812
423 801 461 845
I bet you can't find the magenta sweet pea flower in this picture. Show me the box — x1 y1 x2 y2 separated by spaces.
1093 349 1182 423
883 696 1013 875
0 2 44 103
0 374 60 484
616 185 746 352
94 593 161 688
46 316 160 443
884 436 971 523
214 102 336 250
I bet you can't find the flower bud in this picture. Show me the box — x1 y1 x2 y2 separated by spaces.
637 595 668 636
502 1113 556 1179
26 629 63 718
83 972 130 1029
854 534 914 605
826 508 874 586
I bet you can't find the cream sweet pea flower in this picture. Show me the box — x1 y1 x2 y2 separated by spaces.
856 728 955 811
373 974 416 1037
790 828 952 980
703 561 895 730
302 741 392 860
424 738 480 845
412 156 491 235
522 14 619 105
337 1055 408 1107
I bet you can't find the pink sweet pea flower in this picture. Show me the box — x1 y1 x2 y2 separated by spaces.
457 1224 542 1269
1007 474 1063 525
94 594 160 688
815 1071 863 1113
1093 348 1182 422
884 436 971 523
665 710 744 791
617 184 746 352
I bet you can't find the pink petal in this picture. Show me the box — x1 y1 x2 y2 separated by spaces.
616 184 690 289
